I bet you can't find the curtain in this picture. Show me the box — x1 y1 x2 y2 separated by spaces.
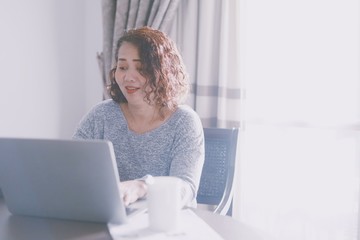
98 0 242 128
173 0 243 220
98 0 181 99
175 0 242 128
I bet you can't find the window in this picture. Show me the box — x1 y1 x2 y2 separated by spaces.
238 0 360 239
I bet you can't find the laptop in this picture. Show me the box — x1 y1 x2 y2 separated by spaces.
0 137 146 224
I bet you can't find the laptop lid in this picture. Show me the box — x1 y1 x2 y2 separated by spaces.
0 138 128 224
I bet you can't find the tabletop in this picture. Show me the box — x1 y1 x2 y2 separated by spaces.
0 197 264 240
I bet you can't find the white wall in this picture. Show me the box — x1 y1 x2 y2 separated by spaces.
0 0 102 139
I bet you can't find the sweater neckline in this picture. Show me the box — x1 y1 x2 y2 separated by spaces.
112 101 180 136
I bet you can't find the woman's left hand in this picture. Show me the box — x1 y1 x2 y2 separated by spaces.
119 180 148 206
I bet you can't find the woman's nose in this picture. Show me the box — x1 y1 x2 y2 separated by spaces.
123 71 135 82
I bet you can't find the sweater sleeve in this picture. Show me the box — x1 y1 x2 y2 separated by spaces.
169 108 205 207
72 103 105 140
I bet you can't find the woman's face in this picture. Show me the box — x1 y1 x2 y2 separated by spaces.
115 42 148 105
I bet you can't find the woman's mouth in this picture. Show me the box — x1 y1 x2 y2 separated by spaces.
125 86 139 94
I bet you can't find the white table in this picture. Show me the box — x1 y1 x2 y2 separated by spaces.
0 197 264 240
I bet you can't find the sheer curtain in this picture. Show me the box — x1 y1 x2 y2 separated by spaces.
238 0 360 239
98 0 242 127
173 0 243 219
174 0 242 128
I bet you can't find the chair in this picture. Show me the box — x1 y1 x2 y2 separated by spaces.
196 127 239 216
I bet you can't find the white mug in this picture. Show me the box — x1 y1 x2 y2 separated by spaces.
147 176 183 233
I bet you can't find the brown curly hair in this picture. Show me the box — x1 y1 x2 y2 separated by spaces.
108 26 189 112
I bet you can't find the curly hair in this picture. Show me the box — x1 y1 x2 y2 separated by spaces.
108 26 189 112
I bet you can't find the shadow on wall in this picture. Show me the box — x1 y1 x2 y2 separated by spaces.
53 1 87 138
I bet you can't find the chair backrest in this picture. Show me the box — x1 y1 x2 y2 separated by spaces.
196 127 239 215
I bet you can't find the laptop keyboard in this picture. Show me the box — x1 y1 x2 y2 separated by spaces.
125 199 148 217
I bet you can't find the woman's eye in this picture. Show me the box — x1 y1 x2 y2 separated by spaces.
117 66 127 71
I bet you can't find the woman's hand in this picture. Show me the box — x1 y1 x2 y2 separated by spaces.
119 180 148 206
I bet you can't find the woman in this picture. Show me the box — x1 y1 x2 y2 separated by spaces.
73 27 204 207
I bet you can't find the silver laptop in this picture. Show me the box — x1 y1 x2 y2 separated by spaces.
0 137 144 224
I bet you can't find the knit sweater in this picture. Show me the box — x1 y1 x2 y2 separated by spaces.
73 99 204 206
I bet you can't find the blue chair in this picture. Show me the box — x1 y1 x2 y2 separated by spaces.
196 127 239 216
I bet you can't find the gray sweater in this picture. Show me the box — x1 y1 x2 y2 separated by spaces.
73 99 204 205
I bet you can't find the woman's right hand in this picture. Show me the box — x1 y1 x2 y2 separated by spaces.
119 180 148 206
